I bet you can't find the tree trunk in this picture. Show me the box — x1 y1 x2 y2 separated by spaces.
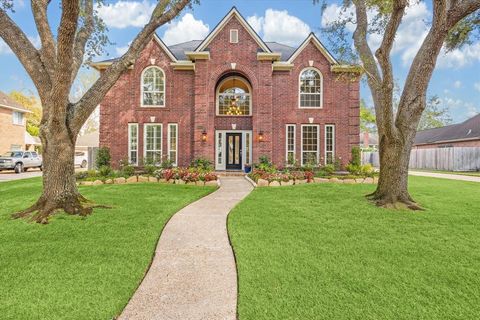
368 134 422 210
13 123 93 223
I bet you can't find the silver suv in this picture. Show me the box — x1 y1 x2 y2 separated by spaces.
0 151 43 173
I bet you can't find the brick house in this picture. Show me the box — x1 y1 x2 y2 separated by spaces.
414 113 480 149
92 8 361 170
0 91 31 154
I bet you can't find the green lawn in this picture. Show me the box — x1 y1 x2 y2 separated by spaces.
228 177 480 320
0 178 214 320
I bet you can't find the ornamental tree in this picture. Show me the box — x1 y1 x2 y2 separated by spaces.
323 0 480 209
0 0 192 223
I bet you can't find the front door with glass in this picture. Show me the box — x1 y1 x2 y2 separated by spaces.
226 133 242 170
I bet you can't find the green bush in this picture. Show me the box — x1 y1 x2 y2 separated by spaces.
256 155 276 173
86 170 97 178
360 164 375 177
160 158 175 169
190 158 213 171
351 146 361 167
119 158 135 177
96 147 111 169
98 165 112 177
75 171 88 180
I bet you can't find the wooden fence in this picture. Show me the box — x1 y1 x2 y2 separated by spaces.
362 147 480 171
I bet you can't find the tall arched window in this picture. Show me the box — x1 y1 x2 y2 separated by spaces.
299 68 323 108
217 76 251 116
141 66 165 107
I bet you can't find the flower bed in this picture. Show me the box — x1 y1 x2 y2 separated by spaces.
76 167 218 187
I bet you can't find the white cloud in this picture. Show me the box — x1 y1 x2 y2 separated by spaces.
453 80 462 89
247 9 310 46
162 13 209 46
437 43 480 69
0 39 12 54
97 0 155 29
474 82 480 92
116 42 131 55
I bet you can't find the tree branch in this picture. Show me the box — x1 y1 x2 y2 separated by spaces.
447 0 480 28
71 0 190 134
52 0 80 108
71 0 94 83
31 0 56 77
0 8 51 97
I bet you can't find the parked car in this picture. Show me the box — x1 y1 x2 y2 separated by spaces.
74 151 88 168
0 151 43 173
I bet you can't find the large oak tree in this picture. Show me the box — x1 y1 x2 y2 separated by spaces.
323 0 480 209
0 0 192 223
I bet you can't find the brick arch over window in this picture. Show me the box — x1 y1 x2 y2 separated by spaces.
215 72 252 116
141 66 165 107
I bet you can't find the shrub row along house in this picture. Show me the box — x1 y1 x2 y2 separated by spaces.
92 8 361 171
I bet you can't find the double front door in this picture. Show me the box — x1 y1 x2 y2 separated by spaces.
226 133 242 170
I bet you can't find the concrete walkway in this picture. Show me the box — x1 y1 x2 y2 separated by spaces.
409 170 480 183
119 176 253 320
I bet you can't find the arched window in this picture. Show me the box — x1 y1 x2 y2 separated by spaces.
299 68 323 108
141 67 165 107
217 76 251 116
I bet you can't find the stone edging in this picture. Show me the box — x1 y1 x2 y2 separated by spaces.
244 175 257 187
253 176 378 187
77 175 219 187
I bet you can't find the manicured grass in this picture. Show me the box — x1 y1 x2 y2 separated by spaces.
228 177 480 320
411 169 480 177
0 178 214 320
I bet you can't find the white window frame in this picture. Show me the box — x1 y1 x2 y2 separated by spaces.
325 124 335 165
230 29 238 43
216 76 252 116
301 124 320 166
128 123 138 166
285 124 296 165
12 111 24 125
298 67 323 109
167 123 178 166
141 66 165 108
143 123 163 163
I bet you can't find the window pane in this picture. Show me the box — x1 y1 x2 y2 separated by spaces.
145 125 162 163
142 67 164 106
302 125 318 165
300 69 322 108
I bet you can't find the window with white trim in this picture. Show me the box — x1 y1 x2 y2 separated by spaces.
144 124 162 163
301 125 319 165
286 124 296 165
299 68 323 108
141 67 165 107
12 111 24 125
230 29 238 43
128 123 138 165
168 123 178 166
217 76 251 116
325 125 335 165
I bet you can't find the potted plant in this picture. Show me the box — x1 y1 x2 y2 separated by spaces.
244 163 252 173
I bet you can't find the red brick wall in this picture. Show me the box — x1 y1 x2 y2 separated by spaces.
99 15 360 169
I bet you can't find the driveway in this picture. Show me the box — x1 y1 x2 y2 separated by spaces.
0 168 42 182
409 170 480 183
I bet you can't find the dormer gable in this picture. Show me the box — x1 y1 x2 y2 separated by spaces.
287 33 338 65
194 7 272 53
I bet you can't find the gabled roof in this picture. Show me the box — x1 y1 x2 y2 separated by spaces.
0 91 31 113
152 34 178 62
287 33 338 65
194 7 272 53
414 114 480 145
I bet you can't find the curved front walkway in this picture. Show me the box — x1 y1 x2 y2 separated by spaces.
119 176 253 320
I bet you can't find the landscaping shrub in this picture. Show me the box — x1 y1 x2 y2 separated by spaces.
119 158 135 177
190 158 213 171
143 157 157 176
98 165 112 177
95 147 111 169
255 156 276 173
160 158 175 169
75 171 88 180
351 146 361 167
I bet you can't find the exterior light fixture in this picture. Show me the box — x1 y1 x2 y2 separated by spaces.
258 131 264 142
201 130 207 142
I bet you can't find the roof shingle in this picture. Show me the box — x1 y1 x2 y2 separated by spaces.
414 114 480 145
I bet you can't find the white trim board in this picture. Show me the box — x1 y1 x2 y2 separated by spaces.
287 33 338 65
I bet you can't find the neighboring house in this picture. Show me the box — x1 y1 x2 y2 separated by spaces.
0 91 32 154
414 114 480 149
25 131 41 151
92 8 361 170
76 130 99 168
360 131 378 150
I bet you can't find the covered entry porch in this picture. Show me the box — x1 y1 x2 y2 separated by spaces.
215 130 252 171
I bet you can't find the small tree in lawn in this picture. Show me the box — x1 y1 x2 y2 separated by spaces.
0 0 193 223
322 0 480 209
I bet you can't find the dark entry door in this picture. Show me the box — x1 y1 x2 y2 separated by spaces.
226 133 242 170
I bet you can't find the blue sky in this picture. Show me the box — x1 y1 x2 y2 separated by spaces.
1 0 479 122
